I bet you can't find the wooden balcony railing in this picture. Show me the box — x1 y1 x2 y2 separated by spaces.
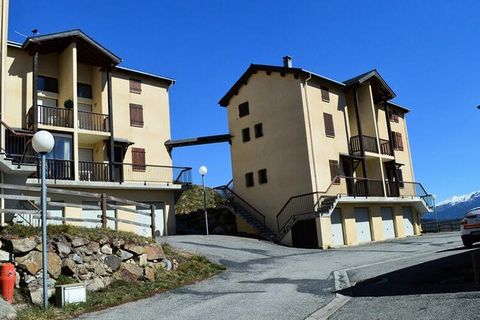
379 139 393 156
78 111 110 132
350 135 393 156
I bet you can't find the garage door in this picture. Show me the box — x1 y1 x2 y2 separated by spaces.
136 202 165 237
381 207 395 239
355 208 372 243
331 209 344 246
403 207 414 236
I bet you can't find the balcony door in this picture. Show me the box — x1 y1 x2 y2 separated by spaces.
45 133 73 180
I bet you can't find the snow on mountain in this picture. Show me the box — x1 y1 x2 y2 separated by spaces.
422 190 480 221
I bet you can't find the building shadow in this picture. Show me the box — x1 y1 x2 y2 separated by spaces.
339 248 480 297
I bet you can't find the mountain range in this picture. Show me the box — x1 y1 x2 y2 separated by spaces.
422 191 480 221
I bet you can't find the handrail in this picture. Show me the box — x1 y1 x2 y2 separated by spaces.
0 119 33 137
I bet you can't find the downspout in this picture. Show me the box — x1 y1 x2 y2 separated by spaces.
107 68 115 181
302 73 319 196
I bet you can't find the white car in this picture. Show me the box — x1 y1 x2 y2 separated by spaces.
461 207 480 248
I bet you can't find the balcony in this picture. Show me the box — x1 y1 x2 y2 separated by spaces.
31 159 75 180
350 135 393 156
27 106 110 133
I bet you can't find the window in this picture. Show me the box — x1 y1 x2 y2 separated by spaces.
323 113 335 137
396 168 404 188
392 132 404 151
130 79 142 94
258 169 268 184
77 83 92 99
37 76 58 93
238 102 249 117
245 172 254 187
389 111 399 123
329 160 340 184
132 148 146 171
242 127 250 142
254 123 263 138
321 86 330 102
129 104 144 127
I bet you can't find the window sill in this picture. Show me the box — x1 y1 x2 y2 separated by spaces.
326 134 335 138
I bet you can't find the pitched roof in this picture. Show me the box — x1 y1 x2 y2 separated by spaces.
343 69 396 102
114 66 175 87
22 29 121 67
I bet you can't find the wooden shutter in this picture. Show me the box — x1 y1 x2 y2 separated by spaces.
396 132 404 151
323 113 335 137
321 86 330 102
329 160 340 184
396 168 404 188
130 79 142 93
393 112 399 123
129 104 144 127
132 148 146 171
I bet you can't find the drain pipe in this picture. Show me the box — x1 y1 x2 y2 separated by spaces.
303 73 320 197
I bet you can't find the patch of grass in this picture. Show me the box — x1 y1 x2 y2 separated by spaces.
17 244 225 320
1 224 153 245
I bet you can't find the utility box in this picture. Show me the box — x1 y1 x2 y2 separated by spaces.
55 283 86 307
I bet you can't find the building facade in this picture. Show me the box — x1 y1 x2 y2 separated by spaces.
0 17 191 235
219 57 433 248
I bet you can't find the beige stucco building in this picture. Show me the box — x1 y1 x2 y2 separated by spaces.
0 7 191 236
219 57 433 248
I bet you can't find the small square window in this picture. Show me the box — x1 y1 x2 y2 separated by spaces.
37 75 58 93
254 123 263 138
242 127 250 142
258 169 268 184
130 79 142 94
245 172 254 187
77 83 92 99
239 102 249 117
321 86 330 102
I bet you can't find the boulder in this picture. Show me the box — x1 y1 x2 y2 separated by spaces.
71 237 89 248
124 244 145 255
62 258 77 275
0 250 11 262
47 252 62 279
104 255 121 272
113 263 143 283
144 266 155 282
29 286 55 305
55 242 71 258
117 250 134 261
100 244 112 255
0 296 16 319
69 253 83 264
112 239 125 249
86 277 105 292
77 246 93 256
10 237 37 253
145 244 165 261
16 251 42 275
78 272 92 281
86 242 100 253
138 254 148 267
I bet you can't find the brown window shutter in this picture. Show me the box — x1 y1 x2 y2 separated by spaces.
323 113 335 137
396 168 404 188
393 113 399 123
130 79 142 93
321 86 330 102
396 132 404 151
329 160 340 184
132 148 146 171
129 104 144 127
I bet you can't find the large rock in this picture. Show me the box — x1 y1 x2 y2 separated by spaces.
145 244 165 261
47 252 62 279
71 237 89 248
69 253 83 264
100 244 112 255
117 250 133 261
10 237 37 253
86 277 105 292
113 263 143 283
104 255 121 272
0 250 11 262
112 239 125 249
86 242 100 254
62 258 77 275
29 286 55 305
138 254 148 267
144 266 155 282
16 251 42 275
55 242 71 258
124 244 145 255
0 296 16 319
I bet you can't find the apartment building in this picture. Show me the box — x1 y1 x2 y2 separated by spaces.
0 6 191 235
218 57 433 248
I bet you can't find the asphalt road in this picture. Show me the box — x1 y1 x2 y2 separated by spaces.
78 232 470 320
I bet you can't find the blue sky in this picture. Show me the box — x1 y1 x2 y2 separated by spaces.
8 1 480 201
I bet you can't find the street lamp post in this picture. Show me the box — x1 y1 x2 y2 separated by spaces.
32 130 54 309
198 166 208 235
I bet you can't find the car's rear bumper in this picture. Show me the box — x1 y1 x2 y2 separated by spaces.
461 233 480 243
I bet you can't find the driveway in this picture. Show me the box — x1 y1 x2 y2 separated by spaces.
79 232 468 320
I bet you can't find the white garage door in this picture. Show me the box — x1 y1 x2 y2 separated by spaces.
381 207 395 239
403 207 414 236
47 205 64 225
136 202 165 237
330 209 344 246
355 208 372 243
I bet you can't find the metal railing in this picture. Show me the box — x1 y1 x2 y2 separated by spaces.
31 159 74 181
421 219 460 233
78 111 110 132
28 105 74 129
2 124 37 165
350 135 393 156
79 161 110 182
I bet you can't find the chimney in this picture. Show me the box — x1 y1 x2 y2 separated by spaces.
282 56 292 68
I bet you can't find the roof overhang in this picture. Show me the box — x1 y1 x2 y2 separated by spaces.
344 70 396 103
22 29 121 67
385 101 411 114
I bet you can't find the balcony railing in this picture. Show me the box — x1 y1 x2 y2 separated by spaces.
31 159 74 181
27 105 74 130
78 111 110 132
78 161 192 185
350 135 393 156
